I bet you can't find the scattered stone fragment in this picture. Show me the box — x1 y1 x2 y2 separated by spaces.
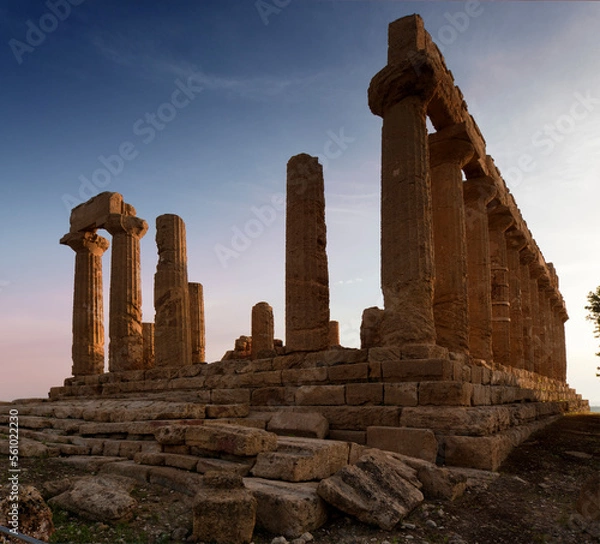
0 485 54 542
186 423 277 456
267 411 329 439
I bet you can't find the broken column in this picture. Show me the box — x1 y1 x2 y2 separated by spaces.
251 302 275 359
189 282 206 364
329 320 340 347
104 212 148 372
429 124 473 355
142 322 155 369
154 214 192 367
285 154 330 352
60 231 110 377
368 16 439 348
463 177 497 364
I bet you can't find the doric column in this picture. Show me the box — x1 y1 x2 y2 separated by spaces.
505 229 527 370
285 154 330 352
537 279 553 378
463 177 497 364
529 270 544 375
251 301 275 359
142 322 155 369
487 206 514 368
429 123 474 354
104 213 148 372
329 321 340 347
189 282 206 364
154 214 192 367
519 250 535 373
60 231 109 377
556 307 568 383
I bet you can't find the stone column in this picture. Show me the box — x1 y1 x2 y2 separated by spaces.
529 271 543 375
285 154 330 352
251 301 275 359
60 231 109 377
142 322 155 369
463 177 497 364
329 321 340 347
541 285 556 380
487 206 514 368
154 214 192 367
429 124 474 355
506 229 527 370
556 308 568 383
519 251 535 373
189 282 206 364
104 213 148 372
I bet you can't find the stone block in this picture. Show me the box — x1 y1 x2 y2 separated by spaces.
119 441 142 459
169 377 206 390
102 440 121 457
204 418 266 430
211 389 251 405
384 383 418 406
162 444 190 455
320 406 401 430
368 347 402 363
282 367 328 385
162 453 201 471
70 191 123 232
100 460 150 483
328 363 369 382
251 387 296 407
346 383 383 406
418 382 473 406
185 424 278 456
472 384 491 406
154 425 188 445
470 365 483 384
206 404 250 419
267 411 329 439
366 426 438 463
453 362 472 382
196 458 253 476
328 430 367 445
481 367 492 385
401 345 448 360
239 370 282 387
251 436 349 482
134 452 165 466
244 478 328 538
148 466 203 496
304 348 368 367
382 359 454 382
295 385 345 406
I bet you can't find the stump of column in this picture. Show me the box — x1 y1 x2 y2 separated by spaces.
463 177 497 364
154 214 192 367
60 231 109 377
505 229 527 370
285 154 330 352
189 282 206 364
104 213 148 372
142 322 155 369
329 321 340 347
251 302 275 359
368 42 439 350
429 124 474 355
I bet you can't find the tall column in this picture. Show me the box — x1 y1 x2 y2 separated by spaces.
519 251 535 373
506 229 527 370
105 214 148 372
154 214 192 367
487 206 514 368
529 271 543 375
142 322 155 369
189 282 206 364
429 124 474 354
251 301 275 359
60 231 109 377
541 284 556 379
285 154 330 352
556 308 568 383
463 177 497 364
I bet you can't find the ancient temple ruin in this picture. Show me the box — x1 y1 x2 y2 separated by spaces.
31 15 589 479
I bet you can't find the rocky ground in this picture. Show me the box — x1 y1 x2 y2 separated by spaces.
0 413 598 544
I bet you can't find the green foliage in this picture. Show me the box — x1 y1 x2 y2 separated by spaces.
585 287 600 375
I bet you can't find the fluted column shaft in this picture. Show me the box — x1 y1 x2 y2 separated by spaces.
154 214 192 367
61 231 109 377
189 283 206 364
463 178 497 364
506 231 527 370
104 213 148 372
529 274 544 375
429 125 474 354
142 322 155 369
519 255 535 373
285 154 330 352
252 301 275 359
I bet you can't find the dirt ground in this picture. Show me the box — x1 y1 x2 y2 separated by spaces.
1 413 599 544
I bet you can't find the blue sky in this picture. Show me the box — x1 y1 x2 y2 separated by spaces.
1 0 599 405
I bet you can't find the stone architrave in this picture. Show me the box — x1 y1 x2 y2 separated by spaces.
189 282 206 364
462 177 497 364
104 213 148 372
142 322 155 369
60 231 110 377
154 214 192 367
251 301 275 359
329 321 340 347
505 229 527 370
487 206 514 368
285 154 330 352
429 124 474 355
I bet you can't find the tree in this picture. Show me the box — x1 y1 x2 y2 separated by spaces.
584 286 600 377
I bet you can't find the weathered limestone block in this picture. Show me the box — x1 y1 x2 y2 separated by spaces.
285 154 330 352
252 436 349 482
142 322 155 369
193 472 257 544
154 214 192 367
328 363 369 383
185 424 278 456
196 457 253 476
244 478 328 538
382 359 454 382
0 485 54 542
267 411 329 439
251 387 296 407
60 231 110 377
384 383 419 406
366 426 438 463
295 385 345 406
346 383 383 406
188 282 206 364
252 301 275 359
418 381 473 406
317 450 424 530
206 403 250 419
69 191 124 233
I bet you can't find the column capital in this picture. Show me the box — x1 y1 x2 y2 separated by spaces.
463 177 497 206
60 231 109 256
103 214 148 239
505 227 528 251
429 123 474 168
487 205 514 232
